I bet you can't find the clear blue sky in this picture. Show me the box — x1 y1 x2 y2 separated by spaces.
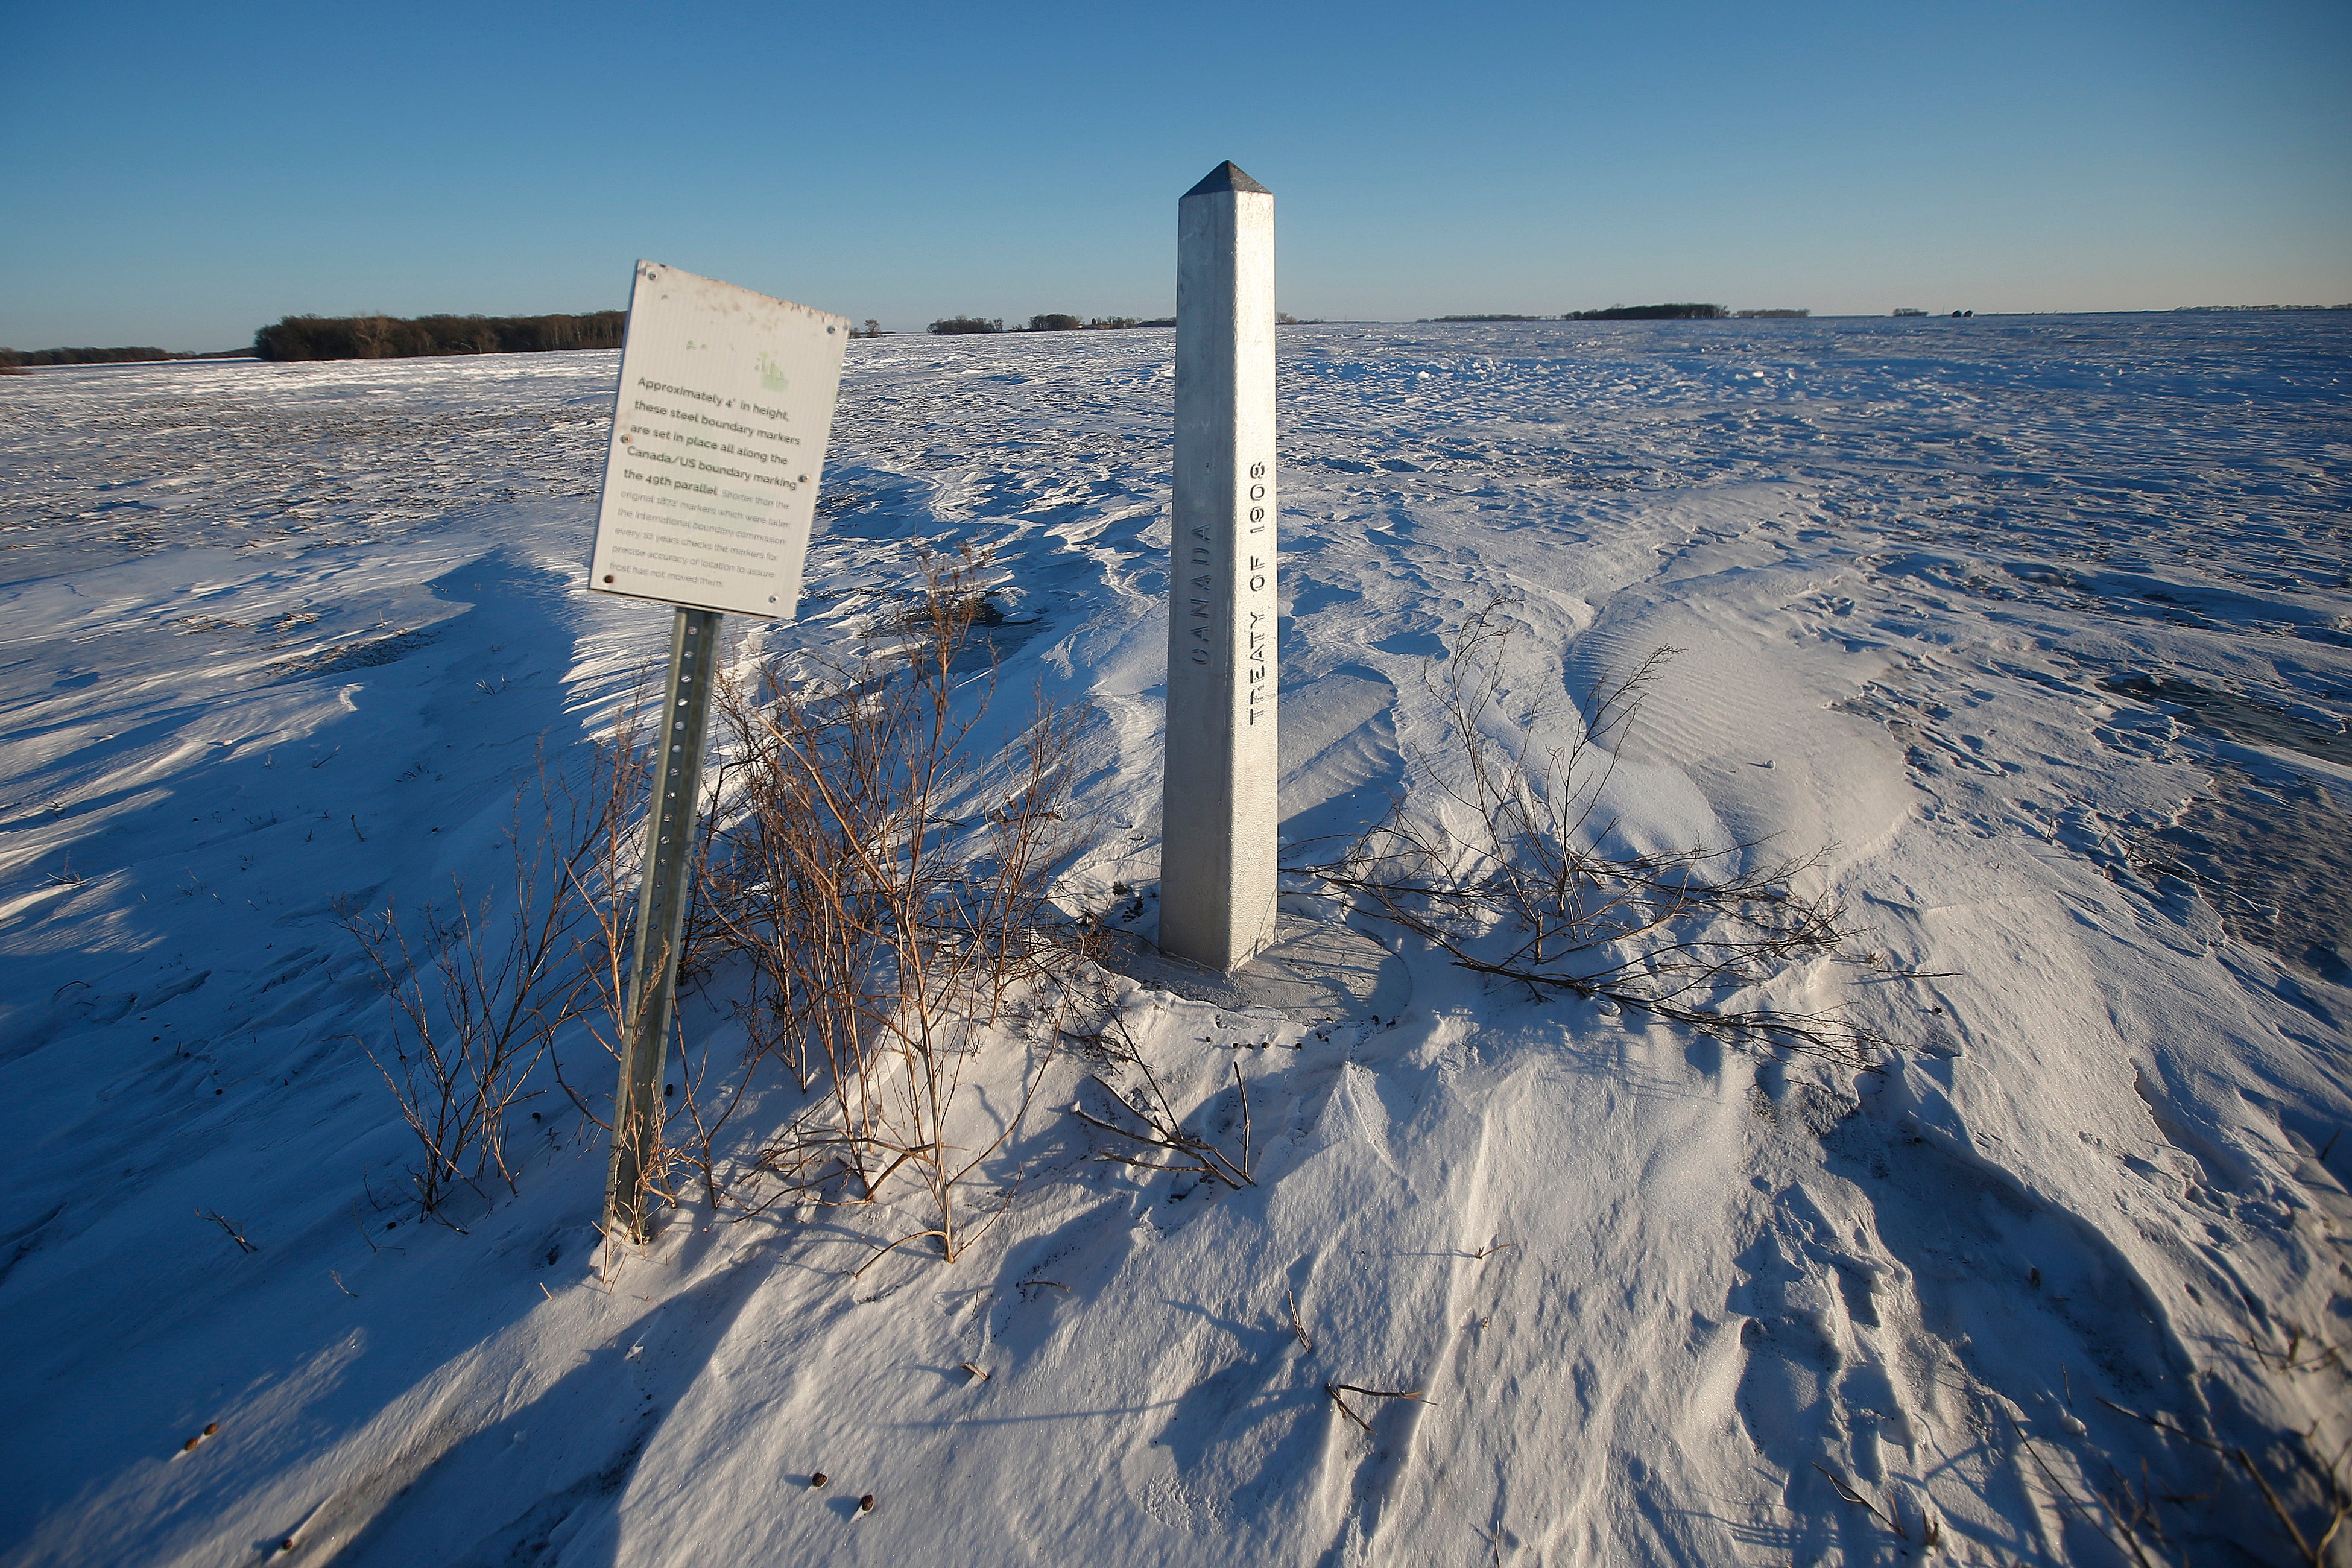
4 0 2347 350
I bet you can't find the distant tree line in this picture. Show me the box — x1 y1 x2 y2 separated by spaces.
1563 303 1728 320
928 315 1180 335
0 346 182 367
1422 305 1751 323
928 312 1296 335
252 311 627 362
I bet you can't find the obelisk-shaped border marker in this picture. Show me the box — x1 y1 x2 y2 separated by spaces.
1161 161 1278 972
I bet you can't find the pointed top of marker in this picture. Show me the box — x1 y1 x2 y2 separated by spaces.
1184 161 1270 198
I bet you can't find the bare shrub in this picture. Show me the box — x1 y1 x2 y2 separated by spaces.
345 753 613 1216
1070 1012 1255 1188
677 548 1098 1263
1327 1382 1426 1435
1318 591 1876 1065
349 555 1091 1247
197 1210 259 1254
551 697 663 1185
2078 1335 2352 1568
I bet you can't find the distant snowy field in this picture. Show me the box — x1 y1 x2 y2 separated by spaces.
3 314 2348 1566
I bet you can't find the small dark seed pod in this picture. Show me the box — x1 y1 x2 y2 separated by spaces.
858 1494 874 1513
203 1423 218 1436
183 1437 198 1452
809 1472 827 1487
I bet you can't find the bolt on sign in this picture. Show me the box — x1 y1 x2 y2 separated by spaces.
589 261 850 619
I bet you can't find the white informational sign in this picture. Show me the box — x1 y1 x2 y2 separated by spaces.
587 261 850 619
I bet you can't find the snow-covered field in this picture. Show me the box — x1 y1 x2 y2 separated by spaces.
3 313 2348 1566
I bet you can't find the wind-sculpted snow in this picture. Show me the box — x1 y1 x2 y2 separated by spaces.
1 313 2347 1566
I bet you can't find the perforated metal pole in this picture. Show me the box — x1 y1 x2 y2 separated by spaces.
605 606 720 1242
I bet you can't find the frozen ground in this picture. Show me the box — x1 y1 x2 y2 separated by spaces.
2 312 2348 1566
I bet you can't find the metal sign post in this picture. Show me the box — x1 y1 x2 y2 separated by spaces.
605 605 719 1240
587 261 848 1243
